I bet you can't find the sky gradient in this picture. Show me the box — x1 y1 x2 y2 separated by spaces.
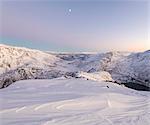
0 0 149 52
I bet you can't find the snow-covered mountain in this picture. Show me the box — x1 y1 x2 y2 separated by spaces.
0 44 70 88
110 51 150 88
0 44 149 90
0 44 150 125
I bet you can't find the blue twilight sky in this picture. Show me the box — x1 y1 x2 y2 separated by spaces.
0 0 149 52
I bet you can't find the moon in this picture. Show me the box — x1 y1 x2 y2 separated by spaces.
69 9 72 12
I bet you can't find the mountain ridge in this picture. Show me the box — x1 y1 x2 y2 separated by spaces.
0 44 149 90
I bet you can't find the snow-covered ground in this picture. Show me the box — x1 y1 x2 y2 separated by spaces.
0 78 150 125
0 44 149 124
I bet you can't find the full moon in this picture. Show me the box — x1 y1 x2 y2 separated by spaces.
69 9 72 12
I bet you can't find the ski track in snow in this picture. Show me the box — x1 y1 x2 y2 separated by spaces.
0 78 150 125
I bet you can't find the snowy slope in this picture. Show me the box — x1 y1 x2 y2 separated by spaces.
110 51 150 87
0 44 71 88
0 78 149 125
0 44 149 89
0 44 59 74
77 71 114 82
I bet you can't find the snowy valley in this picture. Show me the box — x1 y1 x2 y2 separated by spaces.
0 44 150 125
0 44 149 90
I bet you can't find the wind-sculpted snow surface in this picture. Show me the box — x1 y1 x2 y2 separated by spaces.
0 44 149 90
0 78 149 125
